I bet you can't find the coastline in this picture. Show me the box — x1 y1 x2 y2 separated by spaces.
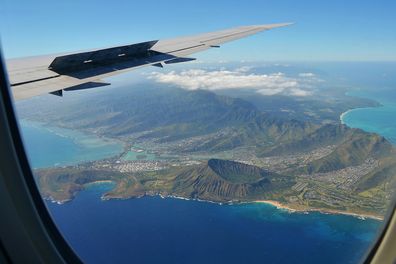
253 200 384 221
85 180 115 185
339 107 373 125
340 89 383 125
335 91 394 222
339 109 351 124
46 186 384 221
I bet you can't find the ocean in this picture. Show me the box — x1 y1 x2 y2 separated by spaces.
47 184 380 264
18 119 385 264
341 87 396 144
18 120 124 168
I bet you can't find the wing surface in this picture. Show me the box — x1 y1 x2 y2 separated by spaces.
6 23 293 100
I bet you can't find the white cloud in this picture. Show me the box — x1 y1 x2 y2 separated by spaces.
299 72 315 77
289 88 312 96
148 68 322 97
235 66 253 73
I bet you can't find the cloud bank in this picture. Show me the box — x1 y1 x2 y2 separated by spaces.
148 68 320 97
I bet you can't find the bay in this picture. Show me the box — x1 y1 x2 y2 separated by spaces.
341 88 396 144
18 120 124 168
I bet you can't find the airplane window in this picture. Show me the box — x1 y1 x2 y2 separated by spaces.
1 1 395 264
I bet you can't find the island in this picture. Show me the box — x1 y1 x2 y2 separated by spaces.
17 85 395 220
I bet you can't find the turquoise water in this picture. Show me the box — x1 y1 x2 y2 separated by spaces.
342 88 396 144
19 120 123 168
122 147 157 161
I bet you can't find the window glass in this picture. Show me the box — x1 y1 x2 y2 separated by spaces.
2 1 395 263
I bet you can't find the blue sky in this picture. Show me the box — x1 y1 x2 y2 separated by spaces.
1 0 395 61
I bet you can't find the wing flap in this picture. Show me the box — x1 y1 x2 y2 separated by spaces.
49 40 159 75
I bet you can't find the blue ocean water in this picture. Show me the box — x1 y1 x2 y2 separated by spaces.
341 88 396 144
47 185 380 264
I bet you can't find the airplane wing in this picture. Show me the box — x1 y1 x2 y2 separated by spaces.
6 23 293 100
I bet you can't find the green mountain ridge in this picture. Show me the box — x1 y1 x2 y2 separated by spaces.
20 85 396 210
18 86 389 156
301 133 393 174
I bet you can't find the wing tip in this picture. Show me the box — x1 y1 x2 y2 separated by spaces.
240 22 294 31
261 22 295 29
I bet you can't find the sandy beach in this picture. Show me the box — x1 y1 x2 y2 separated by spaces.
254 200 384 221
254 200 297 212
339 108 359 124
84 180 115 186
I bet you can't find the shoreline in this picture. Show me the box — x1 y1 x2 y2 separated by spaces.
339 107 369 125
47 189 384 221
340 89 383 125
253 200 384 221
340 108 370 125
339 109 350 124
84 180 115 186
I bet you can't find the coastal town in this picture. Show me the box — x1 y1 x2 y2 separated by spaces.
56 139 390 221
